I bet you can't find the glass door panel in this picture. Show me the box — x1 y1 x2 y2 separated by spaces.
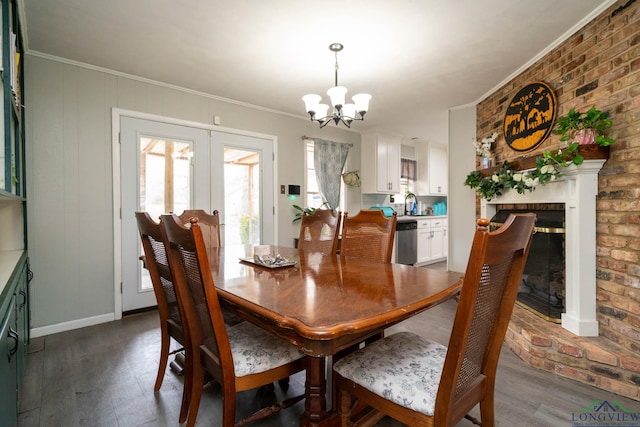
138 137 192 292
224 148 261 246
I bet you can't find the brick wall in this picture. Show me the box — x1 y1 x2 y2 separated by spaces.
475 0 640 399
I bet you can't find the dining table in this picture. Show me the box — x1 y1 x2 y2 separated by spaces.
207 245 463 427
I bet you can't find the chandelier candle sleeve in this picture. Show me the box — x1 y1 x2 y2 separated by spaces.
302 43 371 128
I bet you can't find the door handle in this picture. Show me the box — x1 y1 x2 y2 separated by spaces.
8 327 19 362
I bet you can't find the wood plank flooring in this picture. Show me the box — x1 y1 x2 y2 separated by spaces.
17 272 640 426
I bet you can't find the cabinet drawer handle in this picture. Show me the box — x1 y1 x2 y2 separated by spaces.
27 268 34 282
8 327 19 362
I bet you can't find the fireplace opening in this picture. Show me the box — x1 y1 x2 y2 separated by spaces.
490 207 565 323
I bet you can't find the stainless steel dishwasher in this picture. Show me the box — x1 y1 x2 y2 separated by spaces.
396 220 418 265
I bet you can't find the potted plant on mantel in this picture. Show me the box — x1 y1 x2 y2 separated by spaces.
553 106 615 149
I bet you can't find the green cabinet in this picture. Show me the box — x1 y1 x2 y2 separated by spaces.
0 254 28 427
0 0 27 423
0 293 18 426
1 0 25 197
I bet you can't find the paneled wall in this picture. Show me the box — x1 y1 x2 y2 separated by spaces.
25 55 360 332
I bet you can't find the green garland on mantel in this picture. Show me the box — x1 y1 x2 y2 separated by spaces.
466 106 616 200
464 143 585 201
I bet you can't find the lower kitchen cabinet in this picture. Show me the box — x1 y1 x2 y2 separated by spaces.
0 253 29 427
416 218 447 265
0 293 18 426
417 219 432 264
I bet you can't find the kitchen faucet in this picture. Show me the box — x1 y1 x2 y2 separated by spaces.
404 191 416 215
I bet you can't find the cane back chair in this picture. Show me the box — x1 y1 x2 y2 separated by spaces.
339 209 397 263
333 214 536 427
160 213 305 427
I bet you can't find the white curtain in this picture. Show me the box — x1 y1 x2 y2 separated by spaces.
313 139 349 210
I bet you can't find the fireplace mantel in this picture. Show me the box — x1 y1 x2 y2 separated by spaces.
481 159 606 336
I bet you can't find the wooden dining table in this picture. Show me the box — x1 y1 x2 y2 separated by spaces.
206 245 463 427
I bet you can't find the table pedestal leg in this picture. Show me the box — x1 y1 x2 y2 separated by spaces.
301 356 333 427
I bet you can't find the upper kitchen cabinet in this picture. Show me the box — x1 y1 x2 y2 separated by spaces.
361 133 401 194
416 143 448 196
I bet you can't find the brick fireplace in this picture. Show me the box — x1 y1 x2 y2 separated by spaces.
471 0 640 400
480 159 640 400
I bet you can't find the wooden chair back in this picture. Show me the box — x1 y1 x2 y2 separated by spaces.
178 209 221 248
160 213 234 426
135 212 186 413
334 214 536 427
160 213 304 426
298 209 341 254
436 213 536 424
339 209 397 263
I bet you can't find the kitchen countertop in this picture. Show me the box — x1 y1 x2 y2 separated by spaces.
397 215 447 222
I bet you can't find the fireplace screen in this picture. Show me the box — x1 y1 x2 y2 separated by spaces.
490 209 565 323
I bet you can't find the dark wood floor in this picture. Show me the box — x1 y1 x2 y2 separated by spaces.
18 269 640 426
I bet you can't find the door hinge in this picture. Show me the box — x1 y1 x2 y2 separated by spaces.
118 132 121 144
120 282 123 294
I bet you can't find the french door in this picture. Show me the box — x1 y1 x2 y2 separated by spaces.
119 116 274 312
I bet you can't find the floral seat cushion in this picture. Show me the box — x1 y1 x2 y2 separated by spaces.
228 321 304 377
333 331 447 416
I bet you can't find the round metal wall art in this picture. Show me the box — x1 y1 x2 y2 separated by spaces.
503 81 557 152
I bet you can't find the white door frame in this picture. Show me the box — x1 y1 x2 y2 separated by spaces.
111 108 279 320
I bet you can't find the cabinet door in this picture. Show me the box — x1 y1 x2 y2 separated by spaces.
375 138 390 192
416 220 431 263
0 296 18 427
431 226 445 260
386 140 400 193
428 145 448 195
15 262 28 390
375 137 400 193
362 134 401 194
442 225 448 258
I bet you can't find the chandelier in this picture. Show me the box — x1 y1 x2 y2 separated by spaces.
302 43 371 128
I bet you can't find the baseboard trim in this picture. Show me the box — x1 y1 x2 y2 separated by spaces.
30 313 116 338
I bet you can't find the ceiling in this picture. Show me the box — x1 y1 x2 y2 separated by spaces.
20 0 612 143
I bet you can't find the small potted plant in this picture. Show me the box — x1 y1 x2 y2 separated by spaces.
553 106 615 147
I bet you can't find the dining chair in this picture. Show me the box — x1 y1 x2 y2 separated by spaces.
333 213 536 427
160 213 306 427
297 208 341 254
178 209 221 248
339 209 397 263
135 212 190 422
178 210 247 327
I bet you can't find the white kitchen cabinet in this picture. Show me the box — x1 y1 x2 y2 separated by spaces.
416 217 448 265
361 133 401 194
442 219 448 257
416 219 431 264
416 143 448 196
430 218 445 260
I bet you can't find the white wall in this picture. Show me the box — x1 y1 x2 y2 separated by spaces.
447 106 477 273
25 54 361 333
